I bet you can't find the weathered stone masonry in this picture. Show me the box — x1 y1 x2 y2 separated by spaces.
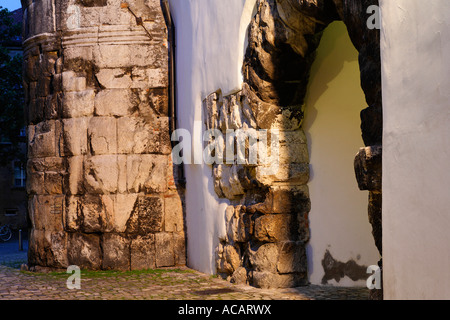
211 0 382 292
23 0 185 271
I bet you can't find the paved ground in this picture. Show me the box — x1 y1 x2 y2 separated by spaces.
0 239 370 301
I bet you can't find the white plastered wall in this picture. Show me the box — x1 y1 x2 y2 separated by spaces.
380 0 450 299
303 21 380 287
169 0 257 274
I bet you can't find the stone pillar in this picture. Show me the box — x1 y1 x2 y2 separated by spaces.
205 87 311 289
23 0 185 271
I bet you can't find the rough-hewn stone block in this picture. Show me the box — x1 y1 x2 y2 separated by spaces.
256 163 309 185
102 233 131 271
254 214 298 242
67 233 102 270
354 145 382 192
29 195 64 232
65 156 84 195
62 90 95 118
131 235 156 270
28 121 57 158
64 196 81 232
62 117 88 156
44 172 63 194
117 117 160 154
96 68 167 89
27 171 45 195
80 194 114 233
248 243 278 273
163 193 184 233
28 229 68 269
125 195 164 235
62 71 87 93
114 193 138 233
277 241 307 274
278 130 309 164
84 155 120 194
252 272 307 289
173 232 187 266
88 117 117 155
217 244 241 275
94 89 134 117
155 232 174 267
126 155 168 194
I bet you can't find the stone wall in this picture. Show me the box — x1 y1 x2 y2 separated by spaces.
204 87 311 288
23 0 185 271
210 0 382 292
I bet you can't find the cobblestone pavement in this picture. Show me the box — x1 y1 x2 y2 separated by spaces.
0 240 369 301
0 265 369 300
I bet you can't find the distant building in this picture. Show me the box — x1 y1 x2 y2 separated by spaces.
0 8 27 232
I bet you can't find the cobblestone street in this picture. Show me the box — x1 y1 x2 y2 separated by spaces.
0 239 369 301
0 265 369 301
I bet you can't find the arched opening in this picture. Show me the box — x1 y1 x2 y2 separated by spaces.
303 21 380 286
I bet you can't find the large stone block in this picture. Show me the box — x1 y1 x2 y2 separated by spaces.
254 214 298 242
117 117 160 154
93 44 167 69
65 156 84 195
94 89 135 117
173 232 187 266
125 195 164 235
163 193 184 233
155 232 174 267
102 233 131 271
126 155 168 194
84 155 120 194
67 233 102 270
62 117 88 156
131 235 156 270
248 185 311 215
81 194 114 233
212 165 245 200
225 205 249 243
354 145 382 192
114 193 138 233
28 121 57 158
64 196 81 232
217 244 241 275
27 171 45 195
252 272 307 289
278 130 309 164
44 172 63 194
44 93 63 121
62 71 87 92
277 241 307 274
256 163 310 185
27 157 65 173
64 194 114 233
248 243 278 273
62 90 95 118
88 117 118 155
28 229 68 269
95 67 167 89
29 195 64 232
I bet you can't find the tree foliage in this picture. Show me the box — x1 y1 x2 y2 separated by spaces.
0 6 25 165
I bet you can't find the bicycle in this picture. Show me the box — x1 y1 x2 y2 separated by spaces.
0 224 12 242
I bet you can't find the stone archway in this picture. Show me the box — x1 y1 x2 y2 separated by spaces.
210 0 382 297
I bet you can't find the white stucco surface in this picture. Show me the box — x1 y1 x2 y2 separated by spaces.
380 0 450 299
169 0 257 274
303 21 380 287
